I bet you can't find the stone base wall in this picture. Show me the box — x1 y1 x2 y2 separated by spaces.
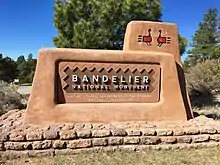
1 110 220 160
1 126 220 159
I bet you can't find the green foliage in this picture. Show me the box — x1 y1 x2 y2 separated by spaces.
16 54 37 84
186 8 220 65
53 0 162 50
0 55 17 82
0 53 37 84
53 0 187 55
179 35 187 55
0 81 24 115
16 55 25 65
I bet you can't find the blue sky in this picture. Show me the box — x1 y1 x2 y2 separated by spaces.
0 0 219 60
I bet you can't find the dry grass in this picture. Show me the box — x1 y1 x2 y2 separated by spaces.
2 147 220 165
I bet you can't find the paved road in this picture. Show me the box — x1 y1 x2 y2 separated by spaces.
17 85 32 95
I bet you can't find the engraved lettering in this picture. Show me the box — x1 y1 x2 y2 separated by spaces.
82 75 89 83
135 76 140 83
128 76 132 83
112 76 117 83
121 76 126 83
60 62 160 103
143 76 149 84
103 75 108 83
93 75 99 83
72 75 78 82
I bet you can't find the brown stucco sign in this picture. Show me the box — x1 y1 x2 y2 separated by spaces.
58 61 160 103
25 21 193 125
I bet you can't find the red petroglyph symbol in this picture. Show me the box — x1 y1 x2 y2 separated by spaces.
157 30 171 47
138 29 152 46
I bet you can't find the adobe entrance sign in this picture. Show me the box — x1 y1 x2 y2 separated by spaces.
25 21 194 125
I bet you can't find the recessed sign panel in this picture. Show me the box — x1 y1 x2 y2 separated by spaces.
57 61 160 103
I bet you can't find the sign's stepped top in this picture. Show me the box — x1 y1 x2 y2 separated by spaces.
124 21 181 65
60 63 157 73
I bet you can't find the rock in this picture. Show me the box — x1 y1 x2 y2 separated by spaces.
77 130 92 138
74 123 92 130
157 129 173 136
192 135 210 143
41 140 52 149
43 130 59 140
173 129 184 136
93 124 106 130
23 142 33 150
126 129 141 136
200 127 217 134
215 128 220 134
61 124 75 130
140 137 160 145
108 137 124 145
83 124 93 129
0 143 5 151
53 140 67 149
32 141 43 150
141 129 156 136
48 125 63 131
26 132 43 141
184 128 200 135
0 110 20 119
0 133 9 142
74 123 85 130
124 137 140 144
60 130 77 140
9 131 26 142
210 135 220 141
160 137 177 144
92 138 108 146
11 120 23 128
32 140 52 150
177 136 192 143
67 139 92 149
92 130 111 137
193 115 214 122
111 128 127 136
4 142 27 150
39 126 50 131
5 142 32 150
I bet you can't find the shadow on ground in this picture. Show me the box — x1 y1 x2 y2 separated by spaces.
191 94 220 120
190 94 220 108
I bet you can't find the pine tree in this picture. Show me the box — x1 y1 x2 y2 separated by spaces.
16 54 37 84
187 8 220 64
0 56 17 82
53 0 162 50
